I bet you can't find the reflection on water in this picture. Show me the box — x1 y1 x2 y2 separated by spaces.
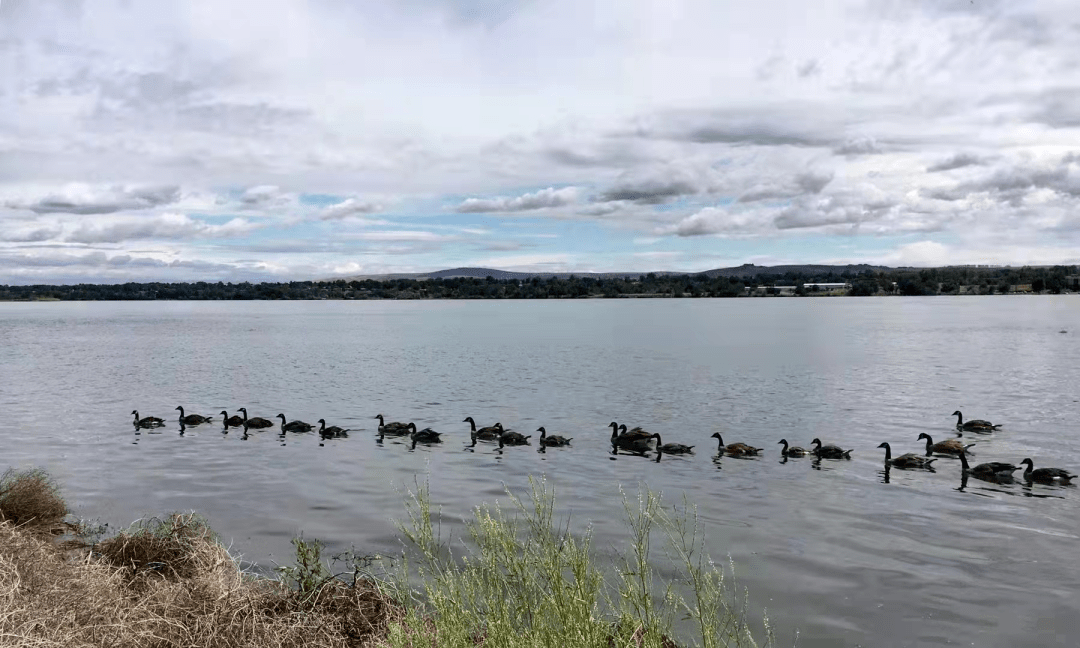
2 297 1080 647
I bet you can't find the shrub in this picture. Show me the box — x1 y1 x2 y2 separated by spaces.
386 478 778 648
0 467 68 530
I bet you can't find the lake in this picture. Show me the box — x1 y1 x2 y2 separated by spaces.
1 297 1078 647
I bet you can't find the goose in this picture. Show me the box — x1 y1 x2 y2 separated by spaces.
952 411 1001 432
277 413 314 432
238 407 274 429
317 419 349 438
651 433 694 454
811 438 853 459
918 432 975 457
777 439 808 457
175 406 213 425
464 417 503 440
537 427 572 447
877 442 936 469
958 450 1018 482
611 424 654 451
499 428 531 446
375 414 410 435
131 410 165 428
220 410 245 428
710 433 762 456
1019 458 1077 484
614 422 653 443
407 422 442 443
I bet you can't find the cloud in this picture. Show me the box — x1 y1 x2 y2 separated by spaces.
738 171 833 203
11 184 181 215
66 213 261 244
927 153 985 172
455 187 578 213
834 137 883 156
346 230 452 242
319 198 383 220
597 166 703 204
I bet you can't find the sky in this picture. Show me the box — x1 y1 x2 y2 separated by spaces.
2 0 1080 284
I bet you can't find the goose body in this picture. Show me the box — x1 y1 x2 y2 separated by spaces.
499 428 531 446
611 423 653 451
175 406 213 425
918 433 975 457
811 438 853 459
710 433 762 456
317 419 349 438
277 413 314 432
131 410 165 428
537 427 572 447
408 422 442 443
464 417 503 440
958 450 1018 482
238 407 274 429
651 433 694 454
953 410 1001 432
1020 458 1076 484
777 439 807 457
375 414 410 435
220 410 245 428
613 422 653 443
878 442 936 469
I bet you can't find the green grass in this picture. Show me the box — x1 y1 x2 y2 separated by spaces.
384 478 781 648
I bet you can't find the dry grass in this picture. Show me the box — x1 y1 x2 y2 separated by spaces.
0 468 68 531
0 512 403 648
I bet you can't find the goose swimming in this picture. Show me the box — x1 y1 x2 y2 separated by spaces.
952 411 1001 432
878 442 936 470
710 433 761 456
918 433 975 457
175 406 212 425
132 410 165 428
277 413 314 432
537 427 572 447
811 438 853 459
238 407 274 429
1019 458 1076 484
464 417 502 440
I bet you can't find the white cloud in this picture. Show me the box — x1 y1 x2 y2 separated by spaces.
318 198 383 220
456 187 578 213
66 213 261 244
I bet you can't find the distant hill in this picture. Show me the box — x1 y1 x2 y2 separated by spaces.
337 264 889 282
696 263 889 278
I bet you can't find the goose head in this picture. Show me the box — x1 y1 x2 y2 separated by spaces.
811 438 823 448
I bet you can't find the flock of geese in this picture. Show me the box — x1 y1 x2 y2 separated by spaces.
131 408 1077 486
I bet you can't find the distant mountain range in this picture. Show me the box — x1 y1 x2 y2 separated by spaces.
339 263 891 282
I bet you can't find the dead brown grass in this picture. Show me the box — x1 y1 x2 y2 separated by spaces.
0 512 403 647
0 468 68 531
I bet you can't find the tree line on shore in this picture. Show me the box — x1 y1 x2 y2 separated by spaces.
3 264 1077 301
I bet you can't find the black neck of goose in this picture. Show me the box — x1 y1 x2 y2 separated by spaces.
924 437 933 454
319 421 326 432
715 436 724 451
467 419 476 432
779 440 788 453
177 407 184 418
959 452 969 472
954 412 963 425
882 444 892 462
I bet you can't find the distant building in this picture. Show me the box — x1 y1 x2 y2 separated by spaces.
803 283 849 291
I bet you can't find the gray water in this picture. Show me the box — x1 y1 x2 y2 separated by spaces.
1 297 1078 647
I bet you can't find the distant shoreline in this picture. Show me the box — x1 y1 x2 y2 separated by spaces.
3 263 1077 300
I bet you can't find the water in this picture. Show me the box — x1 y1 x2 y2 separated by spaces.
1 297 1078 647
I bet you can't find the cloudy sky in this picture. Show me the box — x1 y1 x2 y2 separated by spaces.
2 0 1080 284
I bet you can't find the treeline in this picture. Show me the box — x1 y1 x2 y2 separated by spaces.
2 265 1077 301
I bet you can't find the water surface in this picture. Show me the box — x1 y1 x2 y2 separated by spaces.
1 297 1078 647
